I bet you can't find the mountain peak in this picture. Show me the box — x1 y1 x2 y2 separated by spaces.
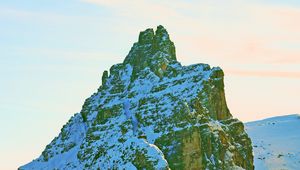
137 28 154 44
20 26 254 170
124 25 176 77
137 25 172 48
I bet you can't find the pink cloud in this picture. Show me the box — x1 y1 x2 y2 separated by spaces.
226 69 300 79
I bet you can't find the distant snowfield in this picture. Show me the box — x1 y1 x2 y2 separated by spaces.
245 114 300 170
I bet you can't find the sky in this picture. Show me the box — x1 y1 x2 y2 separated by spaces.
0 0 299 169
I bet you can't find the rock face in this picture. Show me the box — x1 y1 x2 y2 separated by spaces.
20 26 253 170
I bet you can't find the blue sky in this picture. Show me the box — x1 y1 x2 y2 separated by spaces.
0 0 299 169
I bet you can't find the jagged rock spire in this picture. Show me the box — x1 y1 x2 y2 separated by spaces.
124 25 176 77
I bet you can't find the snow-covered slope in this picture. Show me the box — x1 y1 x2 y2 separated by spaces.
245 114 300 170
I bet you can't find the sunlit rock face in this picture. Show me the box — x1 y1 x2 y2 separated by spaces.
20 26 254 170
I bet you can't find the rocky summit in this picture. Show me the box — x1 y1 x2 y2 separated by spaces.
20 26 254 170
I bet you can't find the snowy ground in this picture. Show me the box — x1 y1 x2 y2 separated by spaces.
245 114 300 170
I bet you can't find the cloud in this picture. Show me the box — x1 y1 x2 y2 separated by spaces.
226 69 300 79
0 7 67 22
0 6 106 24
80 0 183 22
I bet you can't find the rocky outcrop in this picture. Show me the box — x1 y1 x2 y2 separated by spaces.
124 25 176 79
20 25 253 170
